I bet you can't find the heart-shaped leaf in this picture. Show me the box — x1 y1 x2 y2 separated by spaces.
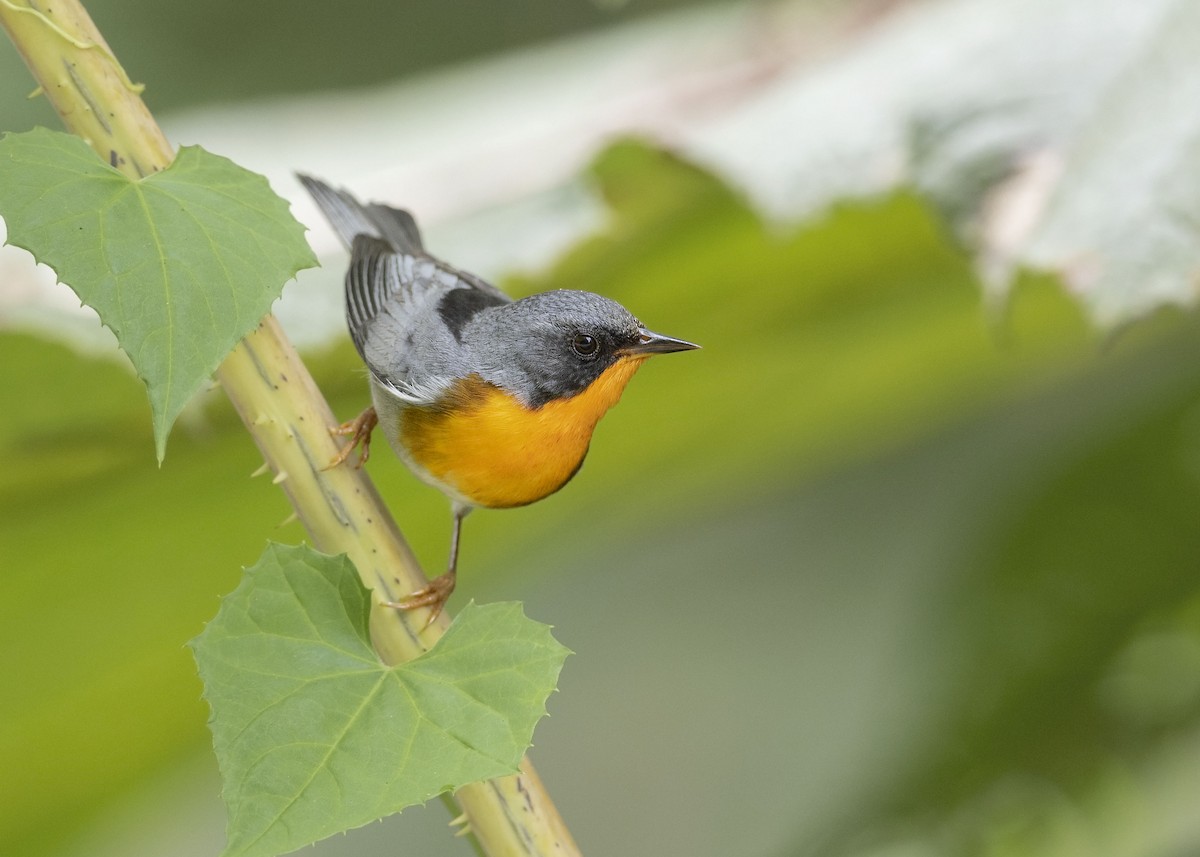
0 128 317 459
190 543 569 857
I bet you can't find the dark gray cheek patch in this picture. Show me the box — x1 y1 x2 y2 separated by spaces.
523 351 620 409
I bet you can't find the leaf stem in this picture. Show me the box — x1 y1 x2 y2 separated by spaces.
0 3 580 855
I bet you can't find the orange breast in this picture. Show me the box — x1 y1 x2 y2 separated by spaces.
400 356 648 509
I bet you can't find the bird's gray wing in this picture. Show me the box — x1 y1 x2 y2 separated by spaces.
346 235 509 403
299 173 512 402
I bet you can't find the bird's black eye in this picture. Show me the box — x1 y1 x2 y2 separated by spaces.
571 332 599 358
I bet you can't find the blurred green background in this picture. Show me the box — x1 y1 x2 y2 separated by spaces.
4 1 1200 857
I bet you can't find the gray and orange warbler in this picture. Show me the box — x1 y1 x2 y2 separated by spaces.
299 176 699 621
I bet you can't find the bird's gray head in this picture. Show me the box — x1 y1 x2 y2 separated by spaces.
471 289 696 407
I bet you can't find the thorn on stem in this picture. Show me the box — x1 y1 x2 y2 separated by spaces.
449 813 472 836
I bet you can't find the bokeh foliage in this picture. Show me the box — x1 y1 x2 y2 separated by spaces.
0 0 706 134
4 129 1199 856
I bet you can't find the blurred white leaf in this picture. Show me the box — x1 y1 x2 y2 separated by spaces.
1013 0 1200 324
689 0 1175 224
689 0 1200 325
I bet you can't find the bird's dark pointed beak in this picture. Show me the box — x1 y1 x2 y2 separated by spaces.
626 328 701 356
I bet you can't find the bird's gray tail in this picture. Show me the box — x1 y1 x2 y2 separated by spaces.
296 174 424 254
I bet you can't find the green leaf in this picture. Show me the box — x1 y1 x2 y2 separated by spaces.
0 128 317 460
190 543 569 857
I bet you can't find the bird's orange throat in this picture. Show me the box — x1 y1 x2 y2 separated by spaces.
400 356 649 509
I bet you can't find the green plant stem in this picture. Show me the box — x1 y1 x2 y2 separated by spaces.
0 2 581 855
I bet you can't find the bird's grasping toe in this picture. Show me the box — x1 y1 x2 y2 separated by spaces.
385 570 457 627
327 405 378 469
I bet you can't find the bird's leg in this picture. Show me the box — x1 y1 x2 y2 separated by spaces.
386 506 470 627
326 406 378 469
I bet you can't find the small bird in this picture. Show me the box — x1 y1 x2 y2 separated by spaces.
299 175 698 621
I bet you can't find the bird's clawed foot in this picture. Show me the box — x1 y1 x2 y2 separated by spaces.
385 570 457 628
326 406 378 469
